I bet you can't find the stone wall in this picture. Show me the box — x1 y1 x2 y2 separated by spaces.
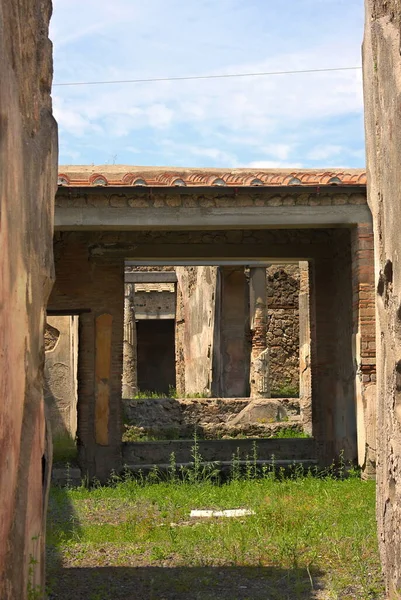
267 264 300 393
134 283 175 319
56 185 367 210
0 1 57 597
123 396 301 439
44 316 78 440
363 2 401 594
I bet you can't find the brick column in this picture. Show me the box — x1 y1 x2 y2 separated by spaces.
249 267 270 397
122 283 137 398
351 223 376 478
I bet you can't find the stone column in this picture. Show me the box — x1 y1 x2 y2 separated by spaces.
299 261 313 435
219 267 250 397
351 224 376 479
122 283 137 398
249 267 270 397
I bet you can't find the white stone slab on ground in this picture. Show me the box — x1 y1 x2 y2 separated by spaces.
190 509 255 518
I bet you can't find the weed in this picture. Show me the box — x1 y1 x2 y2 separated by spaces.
271 383 299 398
271 428 310 439
27 536 42 600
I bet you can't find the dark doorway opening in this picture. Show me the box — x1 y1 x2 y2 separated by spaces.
136 319 176 395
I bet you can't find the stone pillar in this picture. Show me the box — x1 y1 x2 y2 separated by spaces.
220 267 250 397
313 231 357 465
249 267 270 398
175 266 218 397
175 279 186 397
351 224 376 479
299 262 313 435
122 283 137 398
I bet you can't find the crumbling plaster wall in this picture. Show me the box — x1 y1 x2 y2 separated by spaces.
0 1 57 597
363 2 401 594
175 266 218 396
134 285 175 319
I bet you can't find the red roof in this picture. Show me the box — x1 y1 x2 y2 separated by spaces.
57 166 366 188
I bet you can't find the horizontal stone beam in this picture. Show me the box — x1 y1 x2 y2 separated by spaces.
127 260 298 266
135 312 176 320
125 271 177 283
55 205 372 231
90 243 333 262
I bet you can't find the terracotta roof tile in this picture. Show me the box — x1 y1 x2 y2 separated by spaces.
58 166 367 188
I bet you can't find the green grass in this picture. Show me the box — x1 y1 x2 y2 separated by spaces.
47 471 384 599
52 432 78 466
131 388 205 400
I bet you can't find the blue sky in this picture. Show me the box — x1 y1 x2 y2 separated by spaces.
51 0 365 169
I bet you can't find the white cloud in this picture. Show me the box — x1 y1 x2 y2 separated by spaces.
146 104 174 128
307 145 344 161
247 161 304 169
260 144 296 160
51 0 365 167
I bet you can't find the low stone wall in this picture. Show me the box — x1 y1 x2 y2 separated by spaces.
123 396 301 439
122 437 316 466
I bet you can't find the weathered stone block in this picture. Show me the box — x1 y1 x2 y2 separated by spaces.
229 399 289 425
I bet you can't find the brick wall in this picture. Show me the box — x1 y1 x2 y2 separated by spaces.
51 228 374 474
49 232 124 480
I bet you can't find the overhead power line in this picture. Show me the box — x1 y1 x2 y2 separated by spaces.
53 66 362 87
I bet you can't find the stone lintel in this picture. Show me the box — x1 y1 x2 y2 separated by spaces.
135 312 175 320
55 205 372 231
125 271 177 283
